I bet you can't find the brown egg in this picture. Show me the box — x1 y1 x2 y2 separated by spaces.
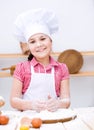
0 115 9 125
31 118 42 128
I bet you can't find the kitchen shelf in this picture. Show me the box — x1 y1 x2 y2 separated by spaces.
71 71 94 77
0 72 11 77
0 51 94 58
0 53 28 58
0 71 94 78
0 51 94 77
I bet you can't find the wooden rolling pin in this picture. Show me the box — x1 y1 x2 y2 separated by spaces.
42 115 77 124
21 114 77 127
1 65 16 75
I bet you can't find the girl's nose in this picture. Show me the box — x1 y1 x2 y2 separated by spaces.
36 42 42 47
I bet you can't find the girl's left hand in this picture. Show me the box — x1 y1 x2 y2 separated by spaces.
45 96 60 112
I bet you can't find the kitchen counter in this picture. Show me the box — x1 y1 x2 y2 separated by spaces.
0 107 94 130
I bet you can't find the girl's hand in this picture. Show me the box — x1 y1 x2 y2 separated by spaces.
45 96 60 112
31 100 46 112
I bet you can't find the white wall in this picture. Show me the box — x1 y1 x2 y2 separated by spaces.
0 0 94 110
0 0 94 53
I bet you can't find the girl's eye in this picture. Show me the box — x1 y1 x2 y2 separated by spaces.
29 40 35 44
40 37 46 40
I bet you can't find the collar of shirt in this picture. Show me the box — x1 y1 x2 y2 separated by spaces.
30 56 58 67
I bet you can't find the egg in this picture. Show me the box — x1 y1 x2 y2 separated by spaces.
0 115 9 125
20 125 29 130
0 96 5 107
31 118 42 128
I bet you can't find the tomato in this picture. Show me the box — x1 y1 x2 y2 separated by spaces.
31 118 42 128
20 125 29 130
0 115 9 125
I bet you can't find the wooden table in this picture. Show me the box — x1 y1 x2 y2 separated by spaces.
0 107 94 130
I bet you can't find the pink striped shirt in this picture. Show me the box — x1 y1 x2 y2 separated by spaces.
13 57 69 96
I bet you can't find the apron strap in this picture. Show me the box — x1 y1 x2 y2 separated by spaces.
51 67 54 74
31 65 34 74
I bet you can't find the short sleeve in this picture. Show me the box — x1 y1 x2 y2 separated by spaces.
13 62 25 82
60 63 70 80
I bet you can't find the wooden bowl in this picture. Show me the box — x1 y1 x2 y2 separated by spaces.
58 49 83 74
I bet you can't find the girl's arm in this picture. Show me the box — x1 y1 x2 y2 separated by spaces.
10 78 32 111
10 78 46 111
45 79 70 112
59 79 70 108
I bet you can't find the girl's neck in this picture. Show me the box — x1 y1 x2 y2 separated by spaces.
36 56 50 66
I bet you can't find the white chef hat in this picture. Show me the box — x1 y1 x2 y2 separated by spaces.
14 8 59 42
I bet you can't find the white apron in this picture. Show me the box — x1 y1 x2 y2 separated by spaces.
23 65 57 100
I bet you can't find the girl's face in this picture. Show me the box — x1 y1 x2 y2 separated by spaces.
28 33 52 61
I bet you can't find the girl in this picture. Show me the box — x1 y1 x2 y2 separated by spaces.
10 8 70 112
